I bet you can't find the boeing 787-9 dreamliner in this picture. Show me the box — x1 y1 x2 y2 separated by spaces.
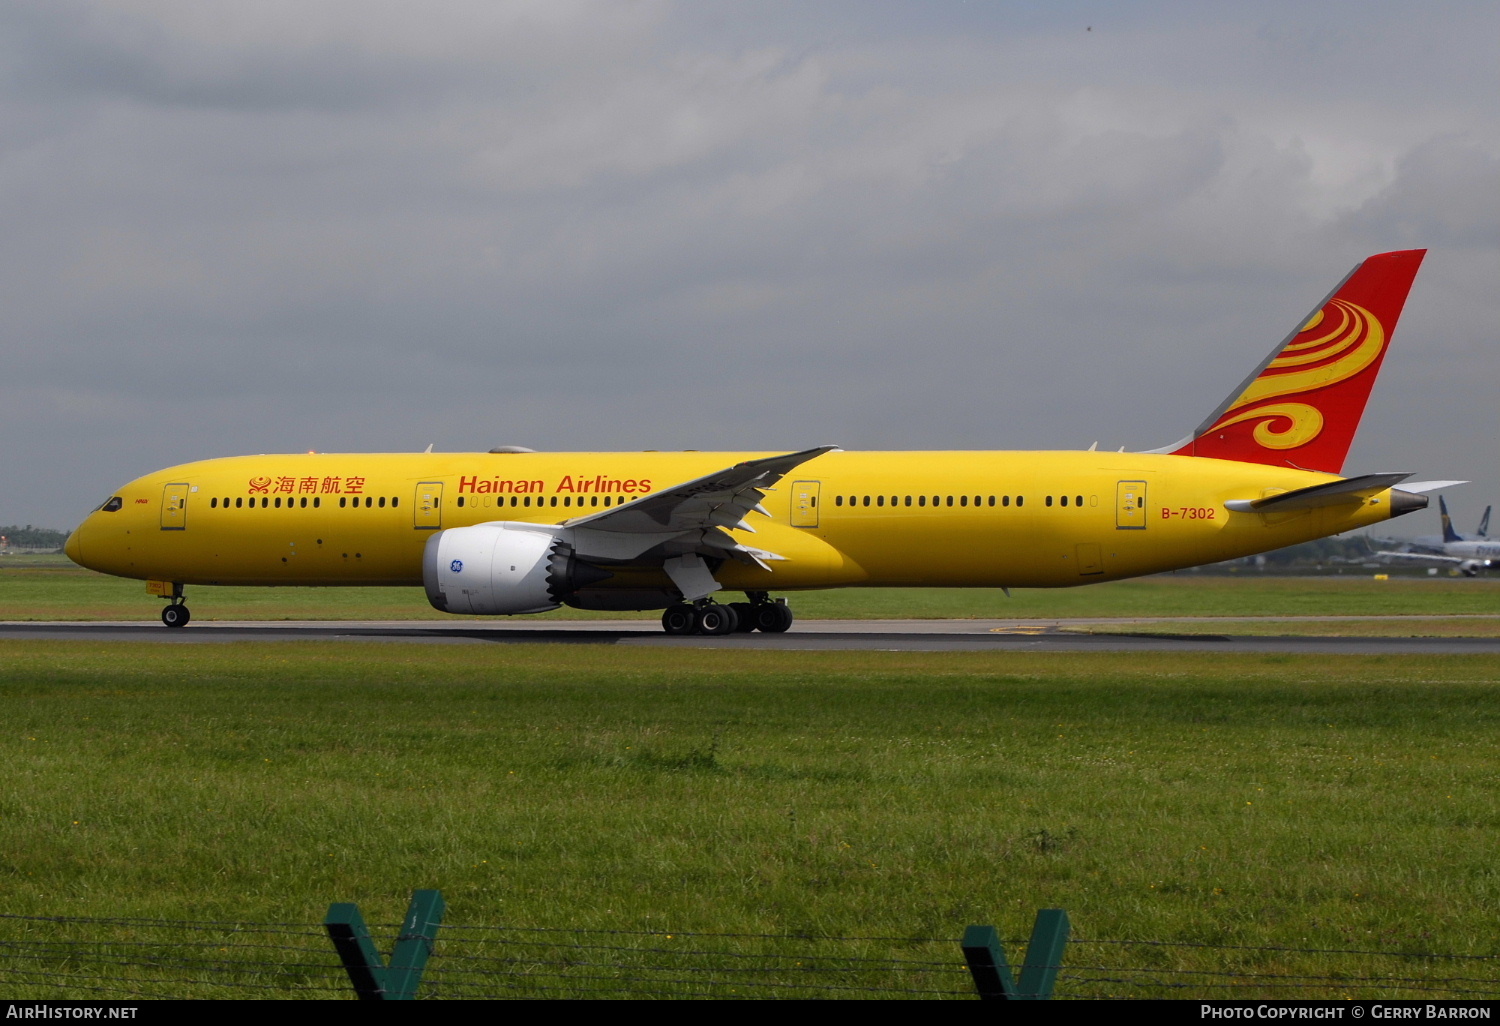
67 249 1455 634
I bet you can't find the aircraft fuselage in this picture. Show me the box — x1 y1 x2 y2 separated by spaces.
68 448 1401 594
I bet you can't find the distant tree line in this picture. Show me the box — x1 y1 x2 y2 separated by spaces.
1197 533 1378 573
0 525 69 549
1256 535 1374 565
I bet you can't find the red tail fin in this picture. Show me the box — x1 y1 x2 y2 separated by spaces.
1169 249 1426 474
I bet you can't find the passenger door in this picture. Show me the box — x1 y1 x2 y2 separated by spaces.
414 482 444 529
1116 481 1147 530
790 480 820 528
160 483 189 530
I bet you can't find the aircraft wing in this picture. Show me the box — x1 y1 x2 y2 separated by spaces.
559 445 839 572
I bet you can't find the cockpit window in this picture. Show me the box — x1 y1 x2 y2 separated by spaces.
98 496 123 513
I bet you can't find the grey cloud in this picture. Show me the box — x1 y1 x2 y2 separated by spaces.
2 2 1497 529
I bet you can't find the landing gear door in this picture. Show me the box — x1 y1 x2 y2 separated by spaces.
415 482 443 530
160 483 189 530
791 481 820 528
1116 480 1147 530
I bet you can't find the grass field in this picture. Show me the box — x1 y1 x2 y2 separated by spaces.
4 554 1499 626
3 642 1499 998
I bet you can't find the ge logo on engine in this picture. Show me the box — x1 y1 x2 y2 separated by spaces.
450 560 463 573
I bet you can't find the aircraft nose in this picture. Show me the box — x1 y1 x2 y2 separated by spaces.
64 523 84 565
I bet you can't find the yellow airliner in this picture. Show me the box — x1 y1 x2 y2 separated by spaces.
67 250 1451 634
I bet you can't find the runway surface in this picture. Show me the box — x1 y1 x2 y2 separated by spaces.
5 619 1500 654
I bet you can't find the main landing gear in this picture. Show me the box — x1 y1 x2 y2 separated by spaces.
660 592 794 636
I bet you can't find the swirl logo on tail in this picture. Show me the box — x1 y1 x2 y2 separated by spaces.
1169 250 1425 474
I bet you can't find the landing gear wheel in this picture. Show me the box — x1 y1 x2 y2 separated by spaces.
753 602 793 633
661 605 696 635
161 604 191 628
694 603 737 636
729 602 757 632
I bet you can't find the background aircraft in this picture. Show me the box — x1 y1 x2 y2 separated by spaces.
1407 496 1491 553
1375 496 1499 575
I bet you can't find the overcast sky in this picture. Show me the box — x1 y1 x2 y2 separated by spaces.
3 1 1497 536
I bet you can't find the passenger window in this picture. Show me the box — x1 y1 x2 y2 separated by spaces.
1077 495 1084 507
1045 496 1053 507
904 496 912 506
210 497 218 508
300 497 308 508
918 495 926 507
877 495 884 507
946 496 953 507
365 496 373 508
235 497 243 508
550 496 558 507
1002 495 1009 507
960 495 968 507
378 496 386 508
457 496 465 508
862 496 870 507
339 497 346 508
1060 496 1068 507
392 497 399 508
313 497 320 508
1016 496 1024 507
274 497 282 508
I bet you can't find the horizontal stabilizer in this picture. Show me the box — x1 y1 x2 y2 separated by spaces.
1398 480 1468 494
1225 473 1410 514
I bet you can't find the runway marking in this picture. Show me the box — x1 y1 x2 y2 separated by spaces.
989 625 1092 635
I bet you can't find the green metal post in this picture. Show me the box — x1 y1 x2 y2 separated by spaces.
324 890 446 1001
385 890 446 1001
961 924 1018 1000
324 902 388 1000
1016 908 1069 1000
962 909 1070 1001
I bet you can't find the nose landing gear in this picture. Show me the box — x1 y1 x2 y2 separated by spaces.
150 580 190 627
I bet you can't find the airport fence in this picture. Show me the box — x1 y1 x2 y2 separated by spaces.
2 894 1498 1001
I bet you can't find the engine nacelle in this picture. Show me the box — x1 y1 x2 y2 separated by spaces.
423 523 613 615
